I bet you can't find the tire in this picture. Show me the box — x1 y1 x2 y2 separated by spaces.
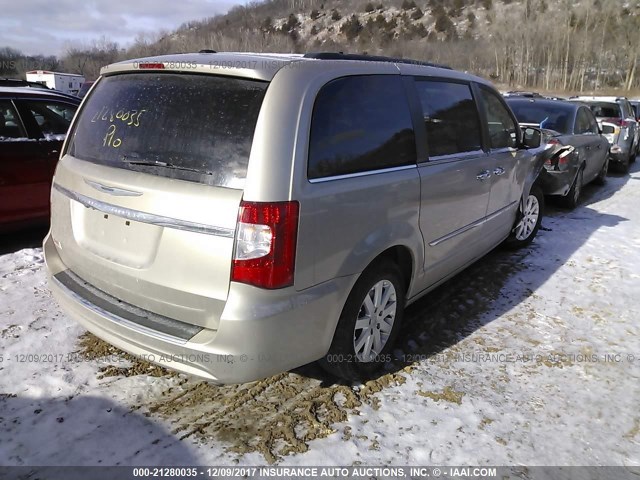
319 259 405 381
504 185 544 249
618 155 630 174
593 157 608 186
559 167 584 209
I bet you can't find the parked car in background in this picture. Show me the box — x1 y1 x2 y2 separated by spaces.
570 96 638 172
0 87 80 232
629 100 640 121
507 97 609 208
503 91 544 98
77 81 94 98
0 78 51 90
44 52 545 384
502 91 566 101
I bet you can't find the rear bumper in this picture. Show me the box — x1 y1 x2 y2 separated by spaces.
609 145 630 163
536 168 575 197
44 233 355 384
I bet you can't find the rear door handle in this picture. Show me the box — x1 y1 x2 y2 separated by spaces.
476 170 492 181
493 167 505 176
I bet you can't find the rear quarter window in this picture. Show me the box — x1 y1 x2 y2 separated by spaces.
68 73 267 188
308 75 416 180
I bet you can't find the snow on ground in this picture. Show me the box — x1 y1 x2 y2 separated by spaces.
1 163 639 470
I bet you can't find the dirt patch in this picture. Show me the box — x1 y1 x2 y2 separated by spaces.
1 324 21 339
624 418 640 439
76 333 175 379
145 371 408 464
417 386 465 405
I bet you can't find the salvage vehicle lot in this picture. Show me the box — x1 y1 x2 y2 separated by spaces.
0 162 639 467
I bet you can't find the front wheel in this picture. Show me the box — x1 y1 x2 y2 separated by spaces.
319 259 405 381
504 185 544 249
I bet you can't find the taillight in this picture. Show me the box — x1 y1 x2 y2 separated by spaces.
545 142 574 169
602 117 627 128
231 200 299 289
557 148 572 165
544 138 560 165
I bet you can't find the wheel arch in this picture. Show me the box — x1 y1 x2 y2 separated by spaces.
375 245 414 297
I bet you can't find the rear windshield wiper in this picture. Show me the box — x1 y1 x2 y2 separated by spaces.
121 155 204 174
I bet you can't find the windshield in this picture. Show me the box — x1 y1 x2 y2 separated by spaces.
67 72 268 188
507 101 573 134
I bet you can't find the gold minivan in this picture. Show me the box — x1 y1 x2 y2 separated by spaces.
45 52 544 383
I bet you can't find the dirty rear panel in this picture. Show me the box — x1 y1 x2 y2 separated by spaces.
48 72 268 330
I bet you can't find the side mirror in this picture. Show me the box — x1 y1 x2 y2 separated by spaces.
521 126 541 149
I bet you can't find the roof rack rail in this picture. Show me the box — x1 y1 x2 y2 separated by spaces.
199 49 217 54
303 52 451 70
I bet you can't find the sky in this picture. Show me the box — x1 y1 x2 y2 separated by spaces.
0 0 246 57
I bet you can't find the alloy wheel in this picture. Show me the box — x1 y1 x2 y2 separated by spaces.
514 194 540 241
353 280 397 362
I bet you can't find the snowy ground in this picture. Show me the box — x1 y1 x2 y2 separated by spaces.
1 162 639 471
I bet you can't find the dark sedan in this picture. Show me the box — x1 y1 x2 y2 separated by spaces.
506 98 609 208
0 87 80 231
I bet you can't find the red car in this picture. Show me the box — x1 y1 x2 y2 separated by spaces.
0 87 80 231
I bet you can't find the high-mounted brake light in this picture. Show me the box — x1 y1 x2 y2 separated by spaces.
231 201 299 289
138 63 165 69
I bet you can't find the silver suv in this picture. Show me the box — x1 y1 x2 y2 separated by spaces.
570 96 639 173
44 52 544 383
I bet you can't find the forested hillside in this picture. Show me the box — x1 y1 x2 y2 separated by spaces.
2 0 640 91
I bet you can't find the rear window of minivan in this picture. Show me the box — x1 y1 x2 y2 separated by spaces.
67 73 268 188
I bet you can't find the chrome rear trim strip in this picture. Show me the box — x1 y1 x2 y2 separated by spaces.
53 183 235 238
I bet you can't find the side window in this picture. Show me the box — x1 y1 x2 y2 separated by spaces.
308 75 416 180
586 109 599 134
0 100 27 140
479 88 518 149
413 79 482 157
20 101 77 137
575 109 592 134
